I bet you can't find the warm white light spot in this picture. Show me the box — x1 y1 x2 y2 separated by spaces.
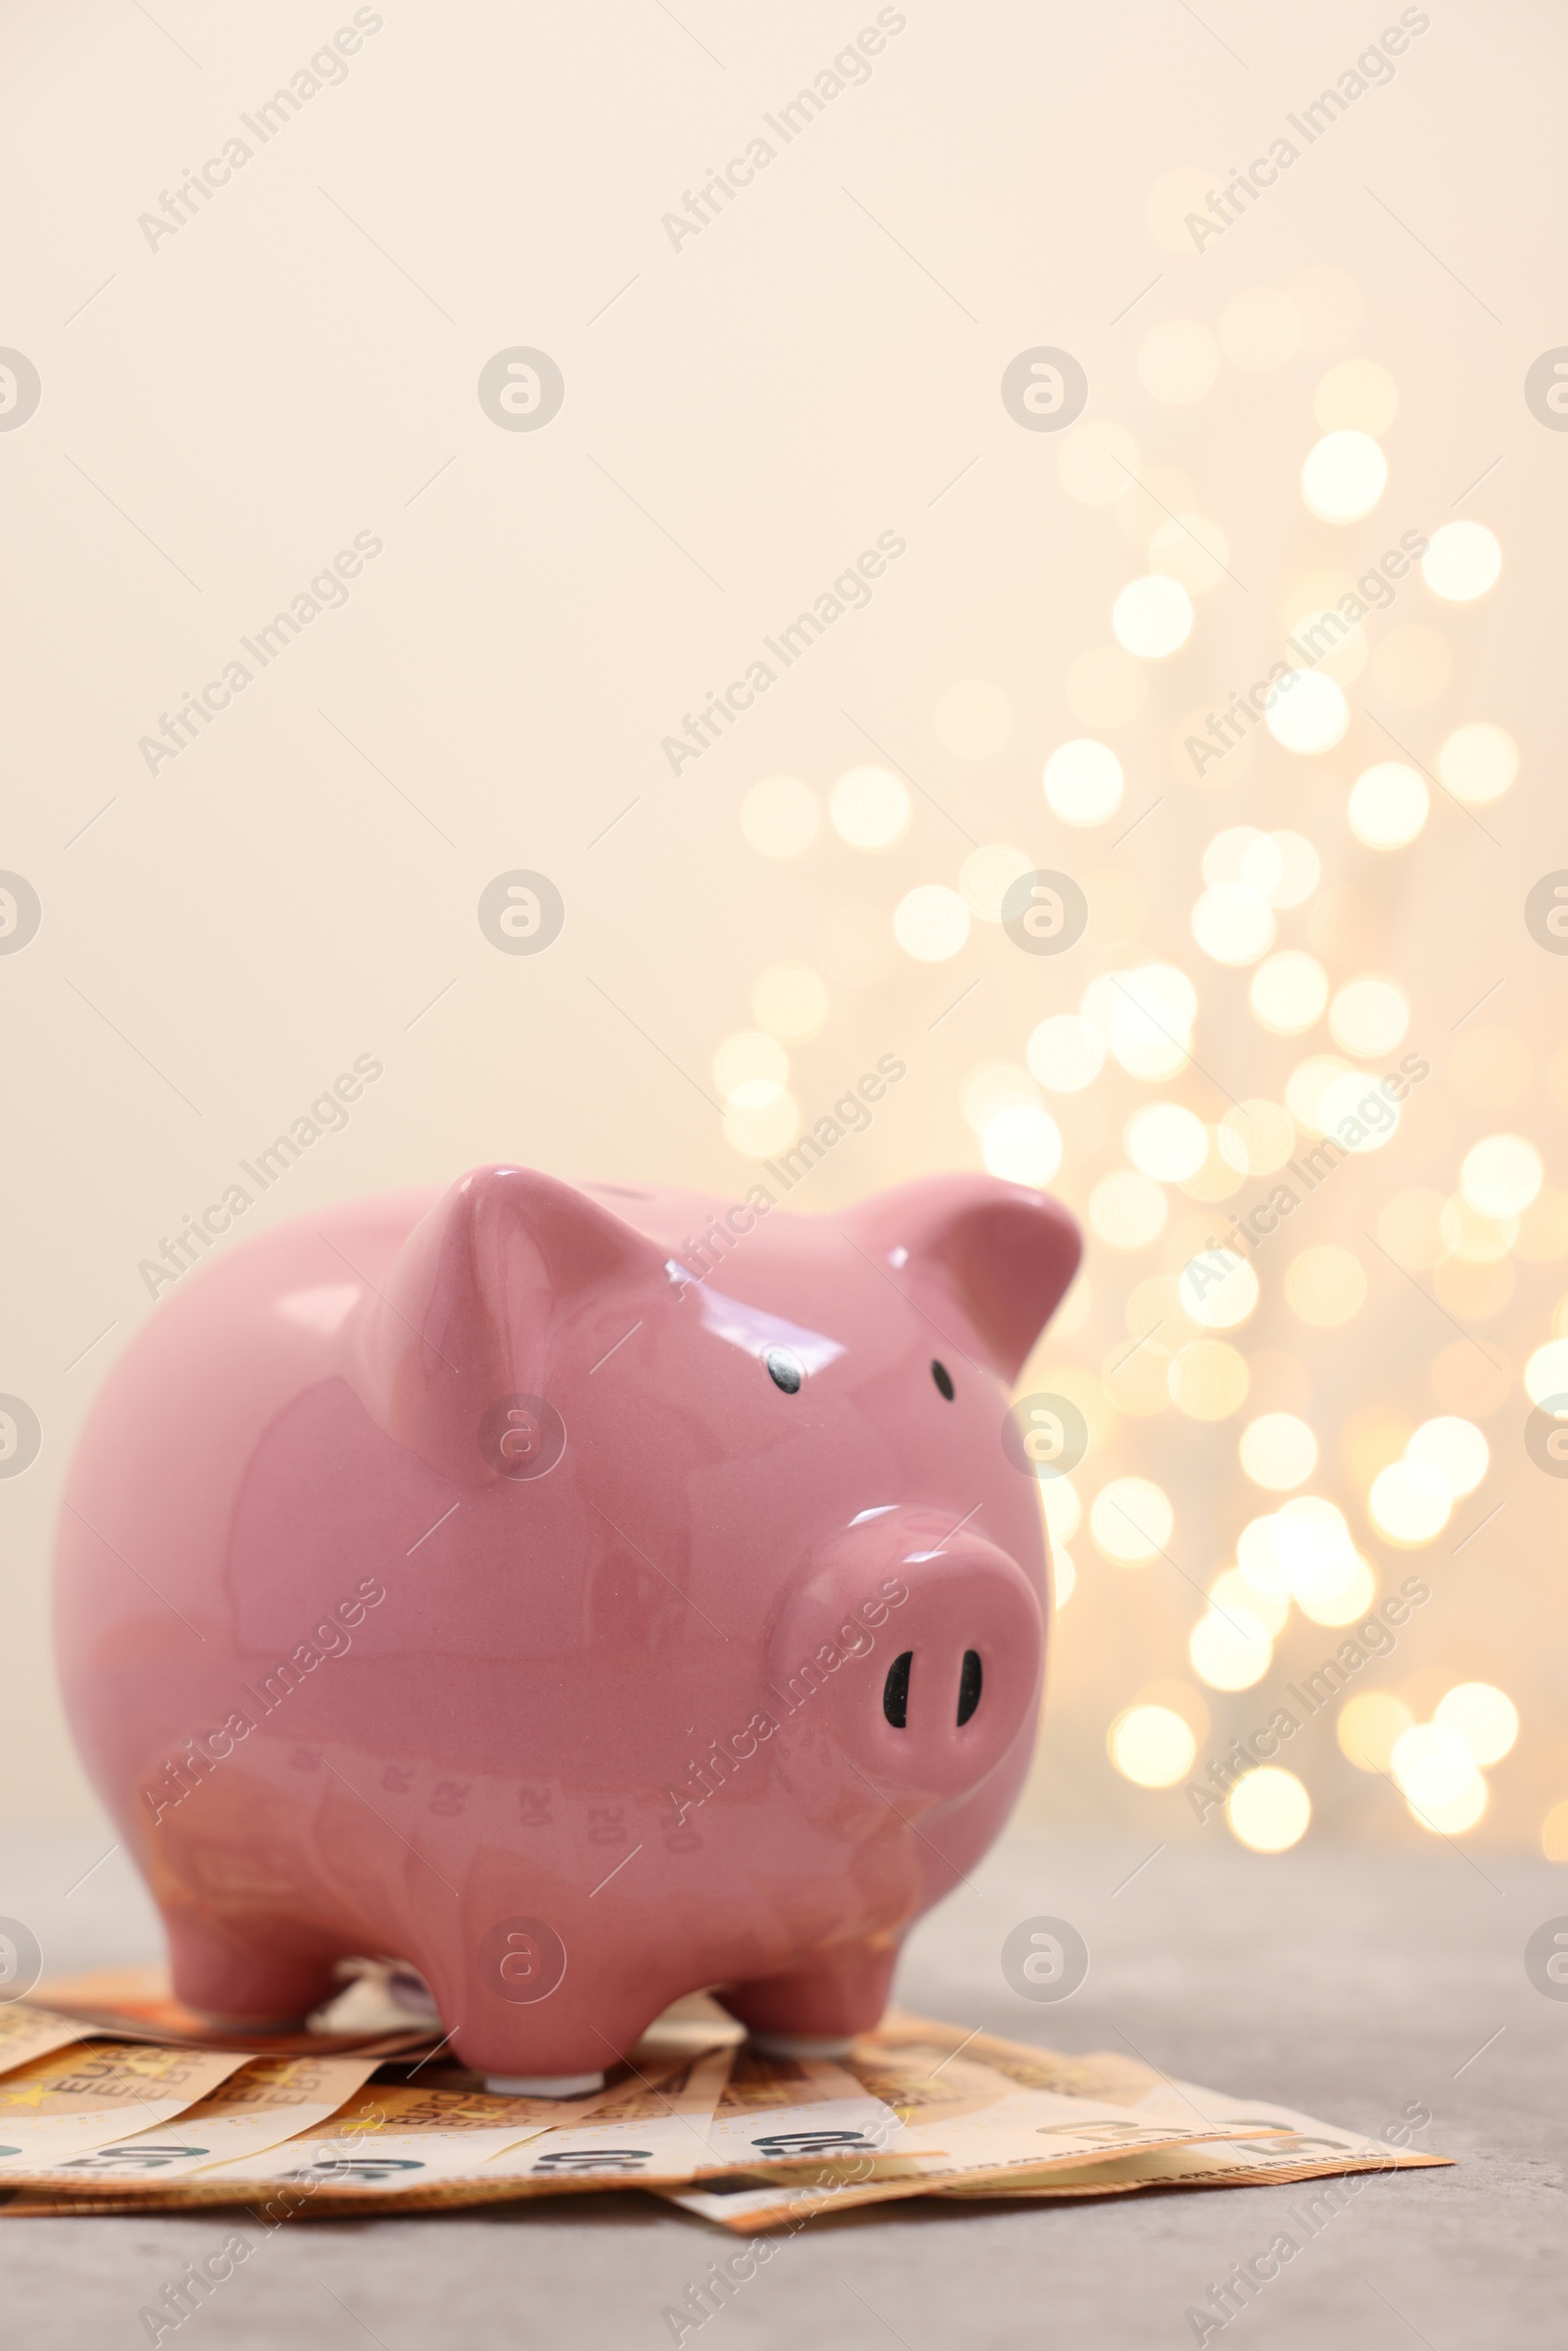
1275 1502 1336 1584
894 884 970 962
1294 1550 1375 1628
1203 825 1317 906
960 1061 1038 1133
959 843 1033 922
981 1102 1062 1187
1091 1477 1173 1564
1313 358 1398 435
1126 1102 1207 1183
1422 521 1501 603
1393 1722 1486 1832
1348 761 1428 849
1250 951 1328 1037
1042 1476 1082 1544
1192 884 1276 966
1438 722 1517 805
1412 1776 1489 1836
1267 831 1322 906
1058 419 1140 504
1337 1690 1413 1773
1436 1682 1518 1767
1460 1133 1543 1219
1369 1458 1452 1544
1179 1125 1250 1202
1263 1498 1370 1625
1180 1249 1259 1331
1439 1197 1516 1263
723 1091 799 1156
1027 1013 1105 1094
1526 1340 1568 1405
1240 1413 1318 1491
1210 1566 1288 1639
1301 428 1388 521
713 1030 788 1108
752 963 828 1041
1265 670 1349 754
1043 738 1124 826
722 1093 799 1157
1236 1516 1291 1604
1109 1703 1197 1787
1082 963 1198 1082
741 775 818 857
1227 1767 1310 1851
1090 1170 1168 1250
1138 318 1220 404
1190 1607 1272 1696
1285 1244 1366 1326
1406 1417 1489 1499
1329 975 1409 1057
830 766 909 849
1316 1069 1401 1153
1112 574 1195 659
1284 1053 1356 1135
1189 1605 1272 1691
1202 826 1271 890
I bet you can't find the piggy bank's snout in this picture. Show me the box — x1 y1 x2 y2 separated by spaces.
770 1524 1045 1810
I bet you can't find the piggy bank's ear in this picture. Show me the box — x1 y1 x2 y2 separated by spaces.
357 1166 666 1485
845 1175 1082 1384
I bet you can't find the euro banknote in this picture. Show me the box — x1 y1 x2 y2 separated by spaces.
0 1984 1449 2225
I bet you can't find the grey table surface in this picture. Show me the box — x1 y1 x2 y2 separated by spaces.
1 1827 1562 2349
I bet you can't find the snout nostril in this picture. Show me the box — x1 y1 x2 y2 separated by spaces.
956 1649 982 1727
882 1650 912 1730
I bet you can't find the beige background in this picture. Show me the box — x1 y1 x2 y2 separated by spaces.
2 0 1564 1860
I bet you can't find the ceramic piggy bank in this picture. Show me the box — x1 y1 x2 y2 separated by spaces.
56 1166 1080 2089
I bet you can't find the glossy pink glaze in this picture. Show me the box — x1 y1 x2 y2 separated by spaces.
54 1167 1080 2077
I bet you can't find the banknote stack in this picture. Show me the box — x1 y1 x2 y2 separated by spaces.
0 1966 1448 2228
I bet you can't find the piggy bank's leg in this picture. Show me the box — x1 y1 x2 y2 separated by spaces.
166 1910 341 2029
415 1935 665 2091
718 1940 899 2057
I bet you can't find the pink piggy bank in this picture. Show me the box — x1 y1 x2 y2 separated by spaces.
55 1166 1079 2090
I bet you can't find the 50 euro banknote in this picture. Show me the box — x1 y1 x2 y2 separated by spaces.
0 2044 734 2213
0 2054 385 2192
0 1992 1448 2226
881 2018 1450 2204
0 2041 255 2172
651 2035 1297 2230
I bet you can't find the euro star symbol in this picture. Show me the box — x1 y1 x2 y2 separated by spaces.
0 2080 53 2108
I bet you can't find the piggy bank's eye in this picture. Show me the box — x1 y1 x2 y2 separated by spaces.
765 1348 804 1394
931 1360 955 1399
